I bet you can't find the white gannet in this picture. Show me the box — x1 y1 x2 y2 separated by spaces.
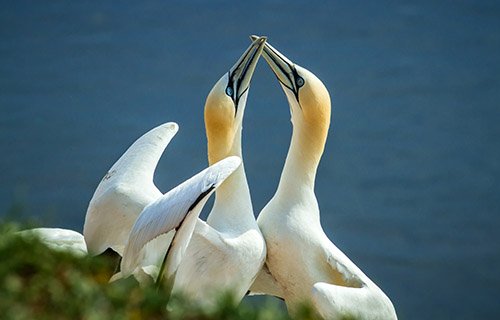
83 122 178 256
250 38 397 320
114 156 241 293
167 37 267 305
80 37 266 303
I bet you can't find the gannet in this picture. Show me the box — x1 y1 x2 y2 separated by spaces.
113 156 241 294
84 37 267 303
250 38 397 320
167 37 268 305
83 122 178 256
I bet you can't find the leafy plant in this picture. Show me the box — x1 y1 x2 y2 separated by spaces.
0 222 300 320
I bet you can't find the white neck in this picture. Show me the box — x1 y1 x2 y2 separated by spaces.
206 126 256 232
273 117 327 217
266 117 326 224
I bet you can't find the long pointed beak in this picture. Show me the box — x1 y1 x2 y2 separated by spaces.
228 36 267 104
250 35 301 97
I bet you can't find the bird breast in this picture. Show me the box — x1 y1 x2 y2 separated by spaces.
173 225 265 304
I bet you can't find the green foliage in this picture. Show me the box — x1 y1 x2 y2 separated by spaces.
0 223 298 320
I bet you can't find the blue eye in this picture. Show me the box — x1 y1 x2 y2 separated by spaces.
226 87 233 96
296 77 305 87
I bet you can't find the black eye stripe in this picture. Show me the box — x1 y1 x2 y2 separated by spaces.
291 66 304 88
276 77 295 93
266 49 305 102
226 73 239 116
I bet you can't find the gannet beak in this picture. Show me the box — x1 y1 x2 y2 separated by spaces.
227 36 267 104
250 35 302 99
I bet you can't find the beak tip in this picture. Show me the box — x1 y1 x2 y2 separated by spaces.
250 34 262 41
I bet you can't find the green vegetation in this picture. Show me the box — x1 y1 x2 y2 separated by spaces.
0 222 317 320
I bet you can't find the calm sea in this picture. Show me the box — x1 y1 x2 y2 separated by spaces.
1 1 499 318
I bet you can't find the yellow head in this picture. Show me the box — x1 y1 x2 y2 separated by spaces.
205 37 266 165
254 37 331 157
282 65 331 146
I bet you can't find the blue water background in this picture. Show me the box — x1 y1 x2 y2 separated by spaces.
1 1 500 318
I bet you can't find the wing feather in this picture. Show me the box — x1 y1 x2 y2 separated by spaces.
120 156 241 277
84 122 179 255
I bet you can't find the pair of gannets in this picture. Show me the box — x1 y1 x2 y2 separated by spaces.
20 36 397 319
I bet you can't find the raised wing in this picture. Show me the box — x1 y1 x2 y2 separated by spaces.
119 156 242 282
84 122 178 256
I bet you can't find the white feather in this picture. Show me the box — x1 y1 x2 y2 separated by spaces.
83 122 178 256
119 156 242 279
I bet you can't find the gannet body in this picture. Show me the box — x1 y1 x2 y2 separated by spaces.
169 37 267 305
17 228 87 257
251 39 397 320
114 156 242 293
83 122 178 256
82 39 266 302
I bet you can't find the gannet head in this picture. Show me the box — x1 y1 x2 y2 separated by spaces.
205 36 266 164
252 35 331 136
252 36 331 163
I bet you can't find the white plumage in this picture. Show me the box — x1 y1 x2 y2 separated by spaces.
118 156 242 287
12 35 398 319
83 122 178 256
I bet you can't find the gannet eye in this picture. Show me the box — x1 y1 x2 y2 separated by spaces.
225 87 234 97
296 77 305 88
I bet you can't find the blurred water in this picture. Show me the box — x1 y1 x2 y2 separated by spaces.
1 0 500 318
